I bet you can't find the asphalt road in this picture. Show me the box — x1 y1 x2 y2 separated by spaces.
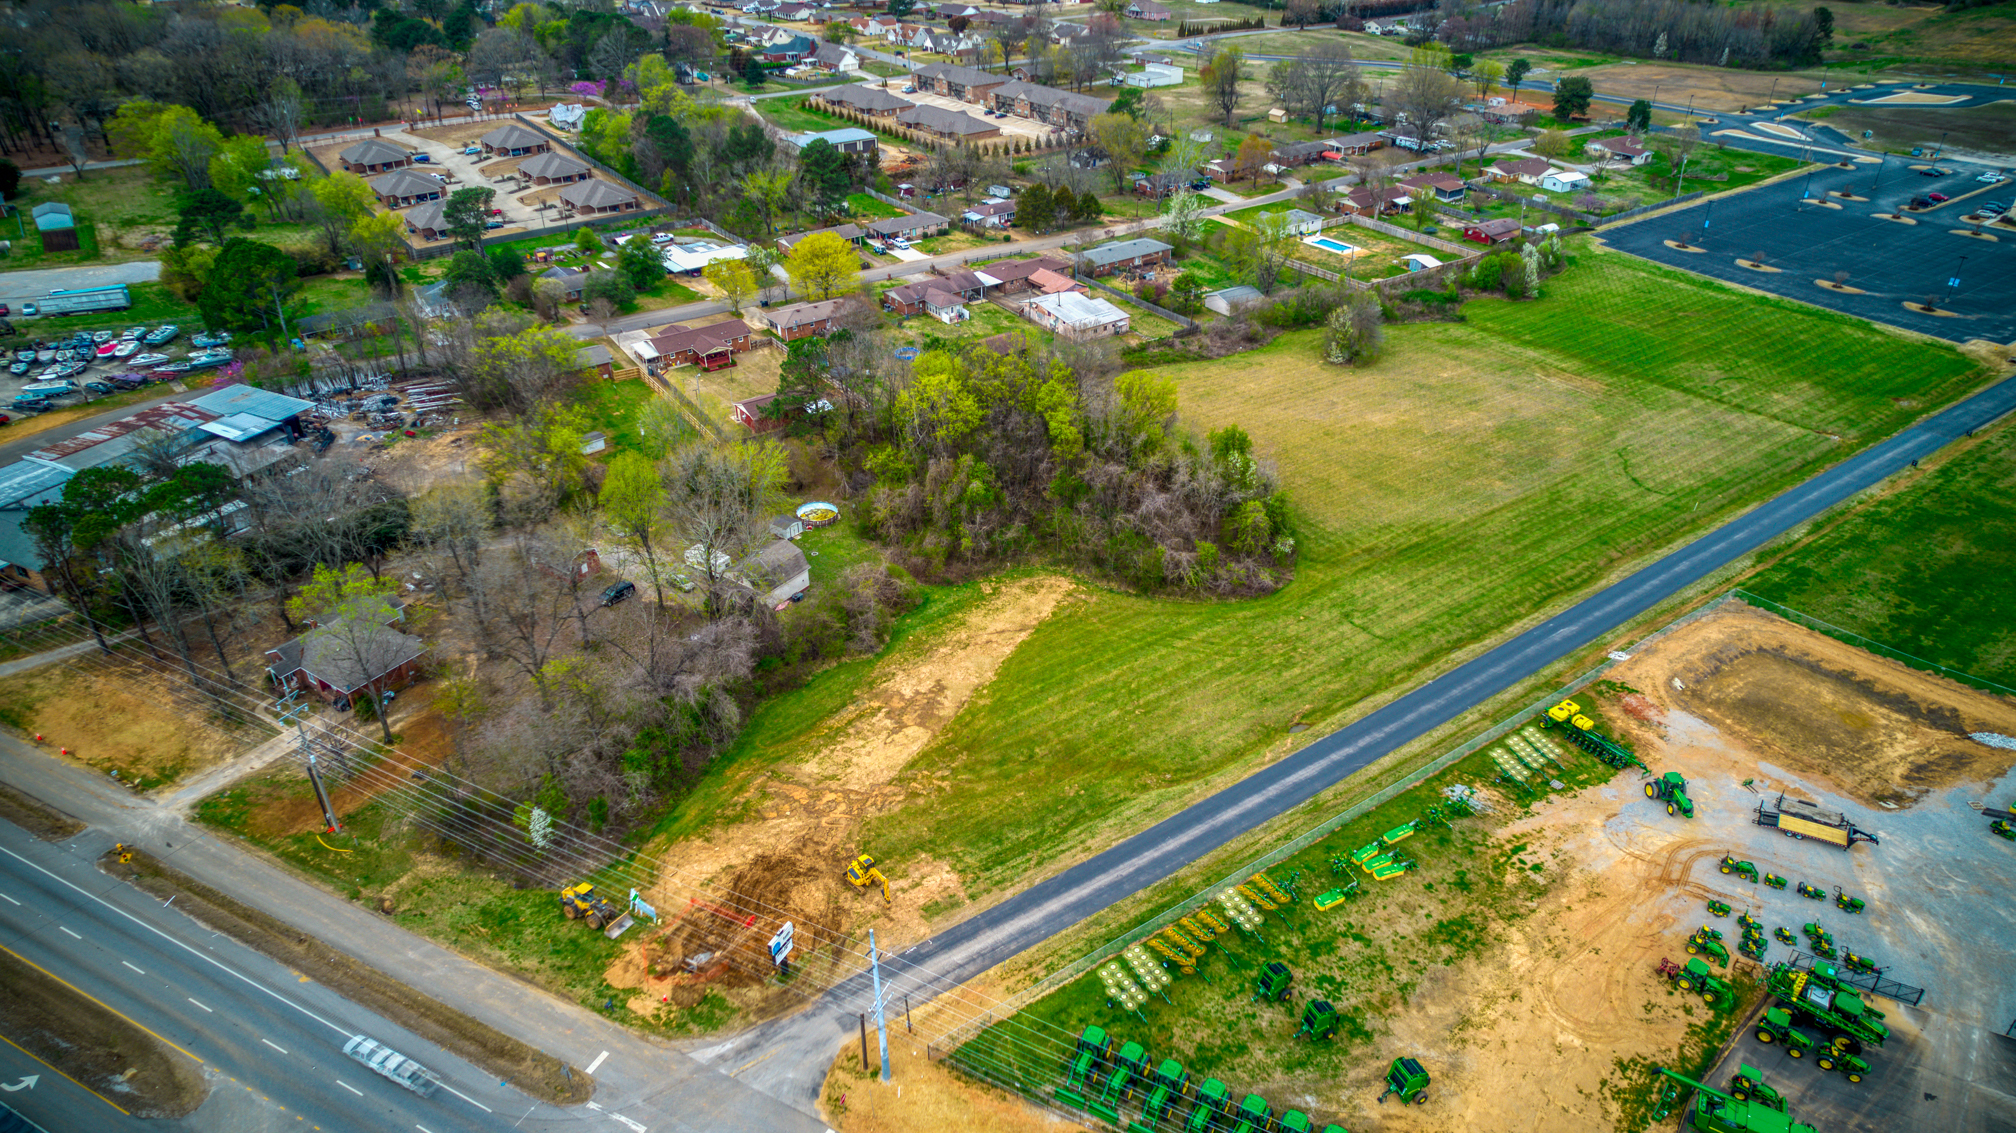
730 363 2016 1112
0 262 162 309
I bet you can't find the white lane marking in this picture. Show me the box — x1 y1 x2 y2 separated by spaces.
187 998 212 1012
337 1079 363 1096
584 1050 609 1075
58 927 81 939
0 892 18 905
122 961 145 974
608 1112 647 1133
437 1082 492 1113
417 1126 437 1133
261 1039 287 1054
0 845 351 1038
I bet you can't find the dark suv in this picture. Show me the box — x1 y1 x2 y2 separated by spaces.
600 580 637 607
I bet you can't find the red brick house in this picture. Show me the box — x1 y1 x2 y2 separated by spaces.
560 178 641 216
760 297 855 342
974 255 1071 294
519 151 592 185
647 319 756 370
732 393 787 435
1463 217 1522 245
265 603 426 707
338 138 414 175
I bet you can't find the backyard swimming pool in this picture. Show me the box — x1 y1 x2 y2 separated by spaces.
1302 235 1360 255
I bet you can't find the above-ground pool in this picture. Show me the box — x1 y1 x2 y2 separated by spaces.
1302 235 1360 255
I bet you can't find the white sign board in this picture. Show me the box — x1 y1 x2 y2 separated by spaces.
768 921 795 967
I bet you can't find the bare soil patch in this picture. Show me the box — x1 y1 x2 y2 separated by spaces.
0 661 267 789
0 943 206 1118
110 848 592 1105
0 781 84 840
824 1042 1089 1133
1576 63 1823 113
1601 601 2016 808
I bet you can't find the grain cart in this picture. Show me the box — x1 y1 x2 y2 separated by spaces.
1254 962 1293 1003
1767 963 1889 1048
1377 1057 1430 1105
1653 1067 1818 1133
1719 855 1760 882
1755 1007 1816 1056
1647 772 1696 817
1728 1065 1787 1112
1295 999 1341 1041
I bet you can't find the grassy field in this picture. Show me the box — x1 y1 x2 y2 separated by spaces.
0 166 168 270
1742 416 2016 689
636 244 1988 926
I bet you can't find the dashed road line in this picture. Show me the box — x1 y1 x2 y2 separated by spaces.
57 927 80 939
262 1039 288 1054
187 998 212 1012
122 961 144 974
337 1080 363 1096
584 1050 609 1074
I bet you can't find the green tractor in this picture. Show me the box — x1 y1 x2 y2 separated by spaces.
1796 881 1825 900
1707 899 1732 918
1229 1093 1273 1133
1278 1112 1315 1133
1992 819 2016 841
1647 771 1696 817
1843 951 1880 975
1738 935 1767 961
1254 962 1293 1003
1296 999 1340 1041
1138 1059 1189 1127
1728 1065 1787 1112
1087 1041 1148 1123
1688 928 1730 967
1834 888 1867 914
1816 1042 1871 1084
1059 1025 1111 1107
1738 911 1762 932
1185 1078 1233 1133
1666 957 1734 1006
1763 872 1789 890
1755 1006 1816 1056
1377 1056 1430 1105
1654 1067 1817 1133
1719 855 1760 882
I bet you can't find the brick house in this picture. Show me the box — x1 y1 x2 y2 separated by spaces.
882 281 969 322
646 319 756 370
972 255 1071 293
866 211 949 243
1125 0 1172 19
912 62 1008 105
989 81 1110 131
403 199 450 241
518 151 591 185
1078 237 1172 277
338 138 413 175
1325 130 1387 157
896 104 1001 141
761 297 856 341
732 393 787 435
265 602 426 707
369 168 444 209
538 266 590 301
1400 172 1467 202
560 178 642 216
1270 139 1335 168
1488 157 1554 185
777 223 866 254
1463 217 1522 245
480 123 550 158
817 84 913 117
1588 136 1655 166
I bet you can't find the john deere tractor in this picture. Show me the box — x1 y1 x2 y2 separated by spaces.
1377 1057 1430 1105
1764 872 1789 890
1687 927 1730 967
1655 1067 1817 1133
1728 1065 1787 1112
1755 1007 1816 1056
1707 899 1732 917
1796 881 1825 900
1668 957 1733 1006
1185 1078 1232 1133
1140 1059 1189 1125
1647 772 1695 818
1835 888 1867 914
1720 855 1759 882
1816 1042 1871 1084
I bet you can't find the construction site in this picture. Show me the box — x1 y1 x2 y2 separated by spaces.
935 599 2016 1133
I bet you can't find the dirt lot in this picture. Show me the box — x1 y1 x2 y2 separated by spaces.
0 660 271 790
609 576 1077 1026
1573 63 1843 112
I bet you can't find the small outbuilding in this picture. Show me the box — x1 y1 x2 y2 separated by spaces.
769 514 805 540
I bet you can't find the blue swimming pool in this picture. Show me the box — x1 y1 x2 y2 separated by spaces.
1303 235 1359 255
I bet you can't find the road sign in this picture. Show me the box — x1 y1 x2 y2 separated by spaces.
1949 277 1962 288
769 921 795 967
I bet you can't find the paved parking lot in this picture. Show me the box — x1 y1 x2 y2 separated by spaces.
1604 155 2016 344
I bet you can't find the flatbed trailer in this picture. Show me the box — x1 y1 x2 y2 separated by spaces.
1755 793 1878 849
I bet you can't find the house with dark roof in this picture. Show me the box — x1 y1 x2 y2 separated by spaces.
645 320 756 370
896 104 1001 141
338 138 414 174
1324 130 1387 157
817 84 913 117
1340 184 1412 216
811 41 863 73
988 81 1110 131
538 266 590 301
1400 172 1467 202
369 168 445 209
760 297 857 342
882 281 969 322
733 538 811 607
1270 139 1336 167
973 255 1070 294
1079 236 1172 276
777 223 866 253
560 179 641 215
913 62 1008 104
480 123 550 157
403 199 450 241
761 33 818 63
1588 135 1654 166
265 602 426 707
1126 0 1172 19
518 151 591 185
1463 217 1522 245
1488 156 1554 185
0 460 76 594
866 211 948 242
961 199 1017 228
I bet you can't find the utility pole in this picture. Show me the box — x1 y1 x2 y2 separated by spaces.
1946 254 1967 306
870 930 891 1082
278 692 341 834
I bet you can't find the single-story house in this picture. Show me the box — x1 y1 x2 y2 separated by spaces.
973 255 1071 293
1488 157 1553 185
1024 267 1081 295
787 127 880 156
1540 169 1591 194
1340 185 1412 216
265 602 426 707
575 343 615 379
912 62 1008 105
760 34 818 63
369 168 445 209
1126 0 1172 19
1325 130 1387 157
882 281 969 322
761 297 855 341
896 104 1001 141
777 223 866 253
867 211 949 242
1588 136 1654 166
961 199 1017 228
646 319 757 370
988 81 1110 131
518 151 591 185
1202 158 1236 183
1400 172 1467 202
338 137 414 175
539 265 590 302
659 239 747 275
1279 208 1325 236
817 84 913 117
734 539 811 608
1078 237 1172 277
1270 140 1335 168
560 178 642 215
403 199 450 241
930 269 990 301
811 42 864 74
1463 217 1523 245
480 122 550 158
1203 285 1264 316
1022 291 1130 340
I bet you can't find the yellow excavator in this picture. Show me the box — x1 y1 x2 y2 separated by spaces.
846 854 891 903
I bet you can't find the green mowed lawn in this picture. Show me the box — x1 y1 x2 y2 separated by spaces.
837 248 1985 900
1743 418 2016 688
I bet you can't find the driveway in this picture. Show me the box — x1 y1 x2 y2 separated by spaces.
0 261 162 306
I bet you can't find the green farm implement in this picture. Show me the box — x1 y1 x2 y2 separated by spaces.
1662 957 1733 1005
1297 999 1340 1041
1738 935 1767 961
1796 882 1825 900
1085 1041 1148 1123
1993 819 2016 841
1720 855 1759 882
1767 963 1889 1048
1230 1093 1273 1133
1540 699 1647 771
1763 872 1788 890
1377 1056 1430 1105
1647 771 1696 818
1654 1067 1818 1133
1843 951 1880 975
1774 926 1797 945
1707 899 1732 917
1313 882 1357 910
1803 923 1836 958
1136 1059 1189 1128
1184 1078 1232 1133
1755 1006 1816 1056
1816 1046 1871 1083
1688 928 1730 967
1835 888 1866 914
1277 1111 1316 1133
1738 911 1761 931
1058 1026 1112 1109
1254 962 1293 1003
1728 1065 1787 1112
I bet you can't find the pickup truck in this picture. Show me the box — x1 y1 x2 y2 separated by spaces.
342 1036 441 1097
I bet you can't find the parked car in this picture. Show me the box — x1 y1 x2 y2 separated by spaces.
1977 171 2009 183
1908 196 1932 209
485 219 504 229
20 303 37 317
10 398 52 414
0 414 12 426
413 152 431 163
462 145 482 155
109 375 147 390
0 303 8 317
891 237 911 249
1927 191 1950 203
1918 166 1948 177
1980 200 2009 215
83 380 115 395
600 580 637 607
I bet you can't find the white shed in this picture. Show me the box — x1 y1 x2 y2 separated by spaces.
1540 169 1591 193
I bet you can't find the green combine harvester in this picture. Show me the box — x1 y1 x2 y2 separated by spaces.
1540 699 1648 771
1647 771 1696 817
1655 1067 1818 1133
1377 1056 1430 1105
1767 962 1889 1049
